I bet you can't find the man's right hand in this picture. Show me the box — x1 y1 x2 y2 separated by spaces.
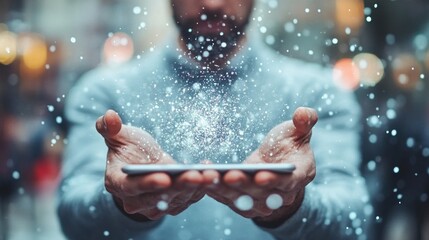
96 110 206 220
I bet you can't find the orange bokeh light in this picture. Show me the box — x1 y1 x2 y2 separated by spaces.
333 58 360 91
335 0 364 35
0 31 17 65
18 33 48 70
392 53 422 90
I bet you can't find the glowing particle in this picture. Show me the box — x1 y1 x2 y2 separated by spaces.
393 167 399 173
386 109 396 119
367 161 376 171
89 206 96 212
47 105 55 112
12 171 20 180
234 195 253 211
157 200 168 211
406 137 415 148
266 194 283 210
56 116 63 124
133 6 141 15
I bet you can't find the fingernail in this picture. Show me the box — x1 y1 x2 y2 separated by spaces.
102 116 108 131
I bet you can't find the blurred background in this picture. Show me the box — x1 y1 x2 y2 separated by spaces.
0 0 429 239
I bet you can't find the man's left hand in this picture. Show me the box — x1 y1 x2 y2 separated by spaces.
203 107 318 227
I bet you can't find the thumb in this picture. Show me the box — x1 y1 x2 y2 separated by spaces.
292 107 318 138
96 109 122 139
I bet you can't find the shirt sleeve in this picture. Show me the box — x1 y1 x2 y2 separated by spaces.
255 76 372 239
56 70 163 240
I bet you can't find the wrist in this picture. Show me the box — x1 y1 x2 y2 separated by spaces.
253 189 305 228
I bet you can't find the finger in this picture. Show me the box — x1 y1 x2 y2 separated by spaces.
254 171 280 187
96 109 122 138
223 170 269 197
223 170 274 199
119 173 172 196
175 170 205 187
202 169 221 185
223 169 273 198
223 170 250 186
292 107 318 138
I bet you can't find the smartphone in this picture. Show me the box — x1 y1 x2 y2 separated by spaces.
122 163 295 175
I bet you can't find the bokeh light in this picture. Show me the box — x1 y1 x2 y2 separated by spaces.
352 53 384 86
335 0 364 35
102 32 134 65
391 53 422 90
0 31 17 65
333 58 360 91
18 33 48 70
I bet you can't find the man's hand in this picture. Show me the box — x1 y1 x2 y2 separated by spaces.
203 107 318 227
96 110 206 220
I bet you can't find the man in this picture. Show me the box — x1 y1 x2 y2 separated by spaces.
58 0 371 239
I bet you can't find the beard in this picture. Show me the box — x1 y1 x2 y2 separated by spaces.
174 11 250 64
